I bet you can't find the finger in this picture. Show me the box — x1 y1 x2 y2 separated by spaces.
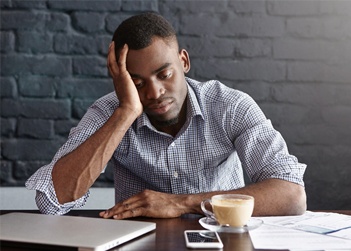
107 43 116 73
113 207 144 220
99 210 109 218
123 194 144 206
103 205 124 218
101 206 138 220
117 43 128 73
99 201 124 219
99 196 144 219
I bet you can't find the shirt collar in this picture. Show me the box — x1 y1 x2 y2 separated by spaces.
135 78 204 131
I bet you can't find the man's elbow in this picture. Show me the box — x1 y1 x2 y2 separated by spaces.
289 185 307 215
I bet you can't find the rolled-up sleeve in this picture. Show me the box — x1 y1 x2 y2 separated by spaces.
231 93 306 186
235 120 306 186
25 162 90 215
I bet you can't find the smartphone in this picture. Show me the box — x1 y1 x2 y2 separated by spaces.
184 230 223 249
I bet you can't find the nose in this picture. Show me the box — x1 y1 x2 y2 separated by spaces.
145 80 165 100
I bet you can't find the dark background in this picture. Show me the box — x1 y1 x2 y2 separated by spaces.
1 0 350 210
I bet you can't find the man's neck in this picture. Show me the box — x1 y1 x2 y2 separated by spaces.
153 101 188 137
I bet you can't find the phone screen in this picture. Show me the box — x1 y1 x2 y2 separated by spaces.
186 231 220 242
184 230 223 248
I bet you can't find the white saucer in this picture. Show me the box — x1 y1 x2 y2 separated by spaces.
199 217 263 233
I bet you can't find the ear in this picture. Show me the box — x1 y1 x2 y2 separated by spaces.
179 49 191 73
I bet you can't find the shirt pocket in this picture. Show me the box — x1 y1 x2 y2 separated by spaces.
199 151 245 192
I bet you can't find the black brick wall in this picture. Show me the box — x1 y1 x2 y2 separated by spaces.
1 0 351 210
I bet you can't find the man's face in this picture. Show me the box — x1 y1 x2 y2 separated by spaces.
125 37 190 130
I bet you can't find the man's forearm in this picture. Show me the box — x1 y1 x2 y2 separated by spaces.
52 108 138 204
184 179 306 216
235 179 307 216
98 179 306 220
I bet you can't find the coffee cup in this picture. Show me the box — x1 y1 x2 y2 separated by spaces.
201 194 254 227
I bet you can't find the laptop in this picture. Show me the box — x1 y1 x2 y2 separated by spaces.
0 212 156 251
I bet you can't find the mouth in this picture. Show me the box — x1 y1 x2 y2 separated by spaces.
146 99 174 115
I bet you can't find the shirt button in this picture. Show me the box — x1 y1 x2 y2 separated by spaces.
173 171 178 178
170 142 175 147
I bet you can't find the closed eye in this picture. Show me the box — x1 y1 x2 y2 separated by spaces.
132 79 144 89
158 71 172 80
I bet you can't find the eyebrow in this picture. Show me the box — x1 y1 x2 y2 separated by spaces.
130 63 172 79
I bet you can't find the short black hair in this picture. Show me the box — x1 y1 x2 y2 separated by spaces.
112 12 177 53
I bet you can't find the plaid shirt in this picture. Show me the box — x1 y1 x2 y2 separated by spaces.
26 77 306 215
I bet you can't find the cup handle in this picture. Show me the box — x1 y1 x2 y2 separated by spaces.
201 199 216 219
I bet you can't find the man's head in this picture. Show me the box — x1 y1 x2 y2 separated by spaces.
112 12 178 55
112 13 190 136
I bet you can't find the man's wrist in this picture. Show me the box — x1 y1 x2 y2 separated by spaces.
118 104 142 119
111 107 140 129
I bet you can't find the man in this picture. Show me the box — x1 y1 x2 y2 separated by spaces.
26 12 307 219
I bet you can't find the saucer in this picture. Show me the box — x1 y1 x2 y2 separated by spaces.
199 217 263 233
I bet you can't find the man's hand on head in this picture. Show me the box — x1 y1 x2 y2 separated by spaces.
107 42 143 117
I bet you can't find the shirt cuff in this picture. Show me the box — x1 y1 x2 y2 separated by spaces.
26 169 90 215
